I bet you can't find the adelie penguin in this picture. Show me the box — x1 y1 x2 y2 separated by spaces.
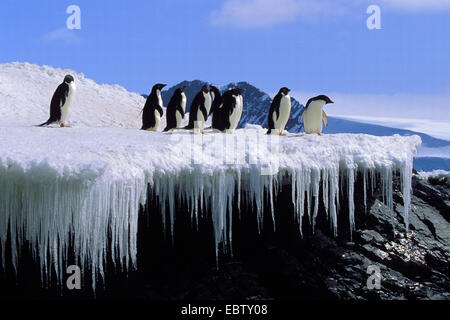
38 75 76 127
184 84 212 133
163 86 187 131
141 83 166 131
301 95 334 135
267 87 291 135
212 88 244 133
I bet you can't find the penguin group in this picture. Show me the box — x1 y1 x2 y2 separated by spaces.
39 76 334 136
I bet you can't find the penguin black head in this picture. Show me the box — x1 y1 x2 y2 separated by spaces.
175 85 186 93
201 85 210 93
152 83 167 93
312 95 334 104
64 75 74 83
278 87 291 96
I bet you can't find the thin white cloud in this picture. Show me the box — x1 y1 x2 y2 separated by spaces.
210 0 300 28
40 28 81 44
376 0 450 12
210 0 346 28
210 0 450 28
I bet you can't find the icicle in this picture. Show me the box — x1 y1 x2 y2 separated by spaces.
237 169 241 215
311 168 320 233
322 169 329 219
347 167 356 240
329 168 339 237
269 175 275 232
363 168 368 214
381 167 395 231
168 178 175 244
401 159 413 232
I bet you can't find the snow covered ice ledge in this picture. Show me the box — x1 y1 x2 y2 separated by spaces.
0 125 421 288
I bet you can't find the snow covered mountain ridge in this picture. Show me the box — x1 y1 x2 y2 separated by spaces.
0 63 421 291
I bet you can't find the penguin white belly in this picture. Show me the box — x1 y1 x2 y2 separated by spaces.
157 90 163 108
60 83 76 124
229 95 243 130
146 110 160 132
303 101 325 134
273 95 291 133
176 94 187 128
175 111 182 128
195 110 205 130
204 92 212 116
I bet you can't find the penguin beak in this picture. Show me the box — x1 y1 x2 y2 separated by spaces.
328 100 334 104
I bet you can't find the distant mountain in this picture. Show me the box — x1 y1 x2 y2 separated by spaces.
160 81 450 171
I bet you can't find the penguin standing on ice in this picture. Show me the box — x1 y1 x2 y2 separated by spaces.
212 88 244 132
301 95 334 135
184 85 212 132
163 86 187 131
38 75 76 127
141 83 166 131
267 87 291 135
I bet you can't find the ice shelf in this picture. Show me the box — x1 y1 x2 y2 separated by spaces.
0 125 421 289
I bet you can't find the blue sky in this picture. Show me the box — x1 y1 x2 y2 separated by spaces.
0 0 449 122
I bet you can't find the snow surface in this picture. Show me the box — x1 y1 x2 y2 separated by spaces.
0 63 422 290
0 62 145 128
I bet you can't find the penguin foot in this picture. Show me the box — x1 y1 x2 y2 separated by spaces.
317 133 323 136
60 123 72 128
279 132 286 136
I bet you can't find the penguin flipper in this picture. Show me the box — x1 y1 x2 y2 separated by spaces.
157 105 164 117
275 107 280 121
322 111 328 127
200 105 208 121
176 105 185 118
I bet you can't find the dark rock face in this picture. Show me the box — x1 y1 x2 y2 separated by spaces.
129 173 449 301
1 174 448 300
